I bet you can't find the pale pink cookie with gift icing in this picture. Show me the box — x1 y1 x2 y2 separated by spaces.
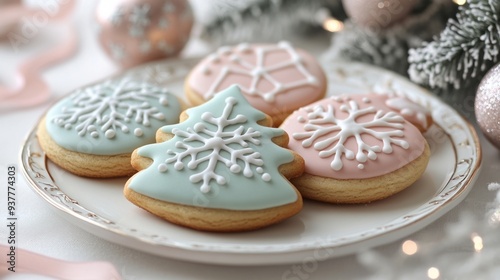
280 93 431 204
185 41 327 126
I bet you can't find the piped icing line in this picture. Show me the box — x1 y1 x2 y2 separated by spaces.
385 96 430 130
201 41 319 103
45 78 181 155
281 94 426 179
293 98 409 171
160 96 268 194
129 85 299 210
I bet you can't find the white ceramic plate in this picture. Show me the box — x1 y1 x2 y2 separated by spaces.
21 59 482 265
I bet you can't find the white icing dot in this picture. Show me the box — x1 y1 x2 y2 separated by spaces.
174 162 184 170
357 164 364 169
159 97 168 106
201 112 211 120
194 123 205 132
91 131 99 138
297 116 306 123
261 173 271 182
158 164 168 172
217 177 226 185
154 113 165 120
243 169 253 178
230 164 241 173
64 124 72 130
362 97 371 103
256 167 263 173
88 125 96 132
56 119 64 126
105 129 116 139
134 128 143 137
122 127 129 133
200 185 210 193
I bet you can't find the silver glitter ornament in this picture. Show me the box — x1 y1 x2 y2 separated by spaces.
475 63 500 149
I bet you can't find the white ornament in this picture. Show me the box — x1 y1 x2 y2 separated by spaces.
293 99 409 171
204 41 319 103
162 97 269 193
52 79 170 139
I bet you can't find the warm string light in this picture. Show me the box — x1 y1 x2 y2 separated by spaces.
453 0 467 5
316 8 344 33
427 267 440 279
401 240 418 255
471 233 483 252
323 18 344 33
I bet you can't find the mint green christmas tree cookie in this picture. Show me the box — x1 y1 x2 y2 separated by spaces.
124 86 304 232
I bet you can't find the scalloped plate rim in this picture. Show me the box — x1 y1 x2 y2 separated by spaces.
20 59 482 265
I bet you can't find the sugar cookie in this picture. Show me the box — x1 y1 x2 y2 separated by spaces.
281 93 430 204
185 41 327 126
125 86 305 232
37 79 183 178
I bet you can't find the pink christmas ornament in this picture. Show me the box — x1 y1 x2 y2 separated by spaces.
95 0 194 69
475 63 500 149
342 0 419 30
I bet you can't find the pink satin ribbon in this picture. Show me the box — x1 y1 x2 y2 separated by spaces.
1 244 122 279
0 0 78 111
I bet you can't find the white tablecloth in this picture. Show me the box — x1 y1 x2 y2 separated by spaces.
1 1 498 279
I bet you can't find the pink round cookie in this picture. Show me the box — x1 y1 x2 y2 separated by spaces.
280 93 431 204
185 41 327 126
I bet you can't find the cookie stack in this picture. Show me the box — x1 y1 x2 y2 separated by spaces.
37 42 432 232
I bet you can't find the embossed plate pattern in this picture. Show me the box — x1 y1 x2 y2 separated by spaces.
21 59 481 265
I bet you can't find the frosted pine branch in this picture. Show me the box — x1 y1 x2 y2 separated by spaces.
324 0 456 76
408 0 500 90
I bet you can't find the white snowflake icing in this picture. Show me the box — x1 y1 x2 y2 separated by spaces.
52 79 171 139
203 41 319 102
158 96 271 193
129 4 151 37
293 97 410 171
110 6 125 27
